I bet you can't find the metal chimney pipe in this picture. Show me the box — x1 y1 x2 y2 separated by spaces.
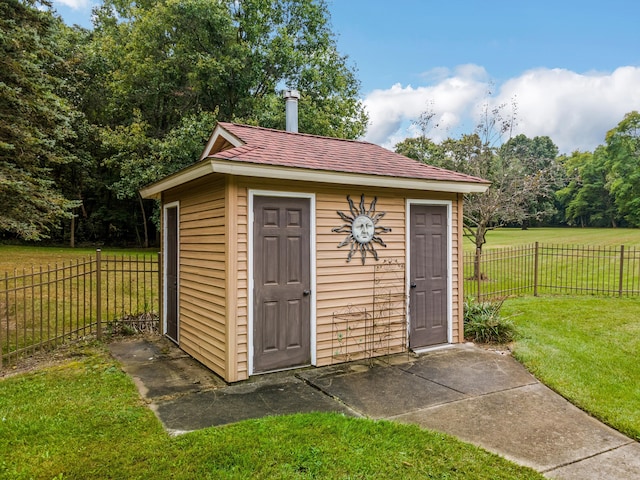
283 90 300 133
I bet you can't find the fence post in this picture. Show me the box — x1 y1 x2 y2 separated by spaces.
476 249 482 301
619 245 625 297
533 242 539 297
1 272 5 369
96 249 102 340
157 252 162 335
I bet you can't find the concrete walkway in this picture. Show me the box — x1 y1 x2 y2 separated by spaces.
108 337 640 479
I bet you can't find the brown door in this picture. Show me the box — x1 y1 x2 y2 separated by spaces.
165 205 179 343
409 204 448 348
253 196 311 373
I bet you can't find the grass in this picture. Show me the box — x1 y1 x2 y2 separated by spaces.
463 229 640 299
464 227 640 251
0 246 158 362
0 343 543 480
0 245 156 276
503 295 640 441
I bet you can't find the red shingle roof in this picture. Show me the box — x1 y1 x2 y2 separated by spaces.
208 122 488 185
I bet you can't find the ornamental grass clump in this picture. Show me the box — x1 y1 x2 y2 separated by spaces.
464 297 515 343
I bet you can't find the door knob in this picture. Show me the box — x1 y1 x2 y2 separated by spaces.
410 282 417 289
303 290 311 296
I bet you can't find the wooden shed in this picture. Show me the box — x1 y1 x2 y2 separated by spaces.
140 121 489 382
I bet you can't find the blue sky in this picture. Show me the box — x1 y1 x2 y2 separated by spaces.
52 0 640 154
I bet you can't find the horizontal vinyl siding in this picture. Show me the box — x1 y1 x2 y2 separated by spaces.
235 187 249 380
233 178 461 378
316 192 406 366
165 176 227 378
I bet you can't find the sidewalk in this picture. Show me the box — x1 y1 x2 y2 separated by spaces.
109 337 640 479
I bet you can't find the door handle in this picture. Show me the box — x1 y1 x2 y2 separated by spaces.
410 282 417 289
303 290 311 296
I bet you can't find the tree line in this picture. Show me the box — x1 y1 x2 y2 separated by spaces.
2 1 638 249
1 0 367 246
395 106 640 257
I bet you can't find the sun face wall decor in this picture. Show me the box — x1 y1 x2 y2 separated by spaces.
332 194 392 264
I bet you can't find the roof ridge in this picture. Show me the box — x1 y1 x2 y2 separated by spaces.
219 121 375 146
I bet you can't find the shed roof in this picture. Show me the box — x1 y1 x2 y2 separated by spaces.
140 122 490 199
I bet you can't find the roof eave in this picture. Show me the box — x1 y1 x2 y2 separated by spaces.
140 158 490 199
210 160 489 193
139 161 215 199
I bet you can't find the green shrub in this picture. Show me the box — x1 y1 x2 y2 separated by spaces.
464 297 515 343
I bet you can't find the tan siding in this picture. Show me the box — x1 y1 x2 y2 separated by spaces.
234 185 249 380
230 178 462 374
165 175 228 379
317 190 407 367
161 163 466 383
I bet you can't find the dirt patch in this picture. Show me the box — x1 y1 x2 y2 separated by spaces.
0 332 159 379
465 340 515 356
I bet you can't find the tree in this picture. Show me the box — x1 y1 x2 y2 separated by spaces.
89 0 367 136
396 102 562 278
82 0 367 246
556 149 619 227
604 111 640 226
499 134 563 228
0 0 79 240
100 111 217 246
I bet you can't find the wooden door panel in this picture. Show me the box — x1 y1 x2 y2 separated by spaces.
286 299 303 347
262 236 279 285
286 236 302 283
261 300 279 352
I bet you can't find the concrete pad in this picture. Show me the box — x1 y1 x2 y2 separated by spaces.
109 336 189 363
109 339 226 399
109 338 166 365
404 346 537 395
299 363 465 418
153 377 356 433
546 442 640 479
109 337 638 478
392 383 631 472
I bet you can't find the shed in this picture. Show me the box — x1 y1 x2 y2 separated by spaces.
140 120 489 382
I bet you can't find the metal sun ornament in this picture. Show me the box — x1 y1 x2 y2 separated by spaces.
332 194 392 265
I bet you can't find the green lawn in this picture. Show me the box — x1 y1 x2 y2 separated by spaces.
0 246 158 360
464 227 640 251
503 295 640 441
463 228 640 299
0 245 156 276
0 342 542 480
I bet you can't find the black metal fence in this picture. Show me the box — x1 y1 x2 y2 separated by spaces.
4 243 639 367
0 250 160 368
464 242 640 300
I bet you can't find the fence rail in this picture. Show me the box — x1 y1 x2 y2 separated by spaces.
1 250 160 368
464 242 640 300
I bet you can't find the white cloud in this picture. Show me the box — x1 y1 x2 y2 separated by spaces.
363 64 489 149
363 65 640 154
495 66 640 153
53 0 92 10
